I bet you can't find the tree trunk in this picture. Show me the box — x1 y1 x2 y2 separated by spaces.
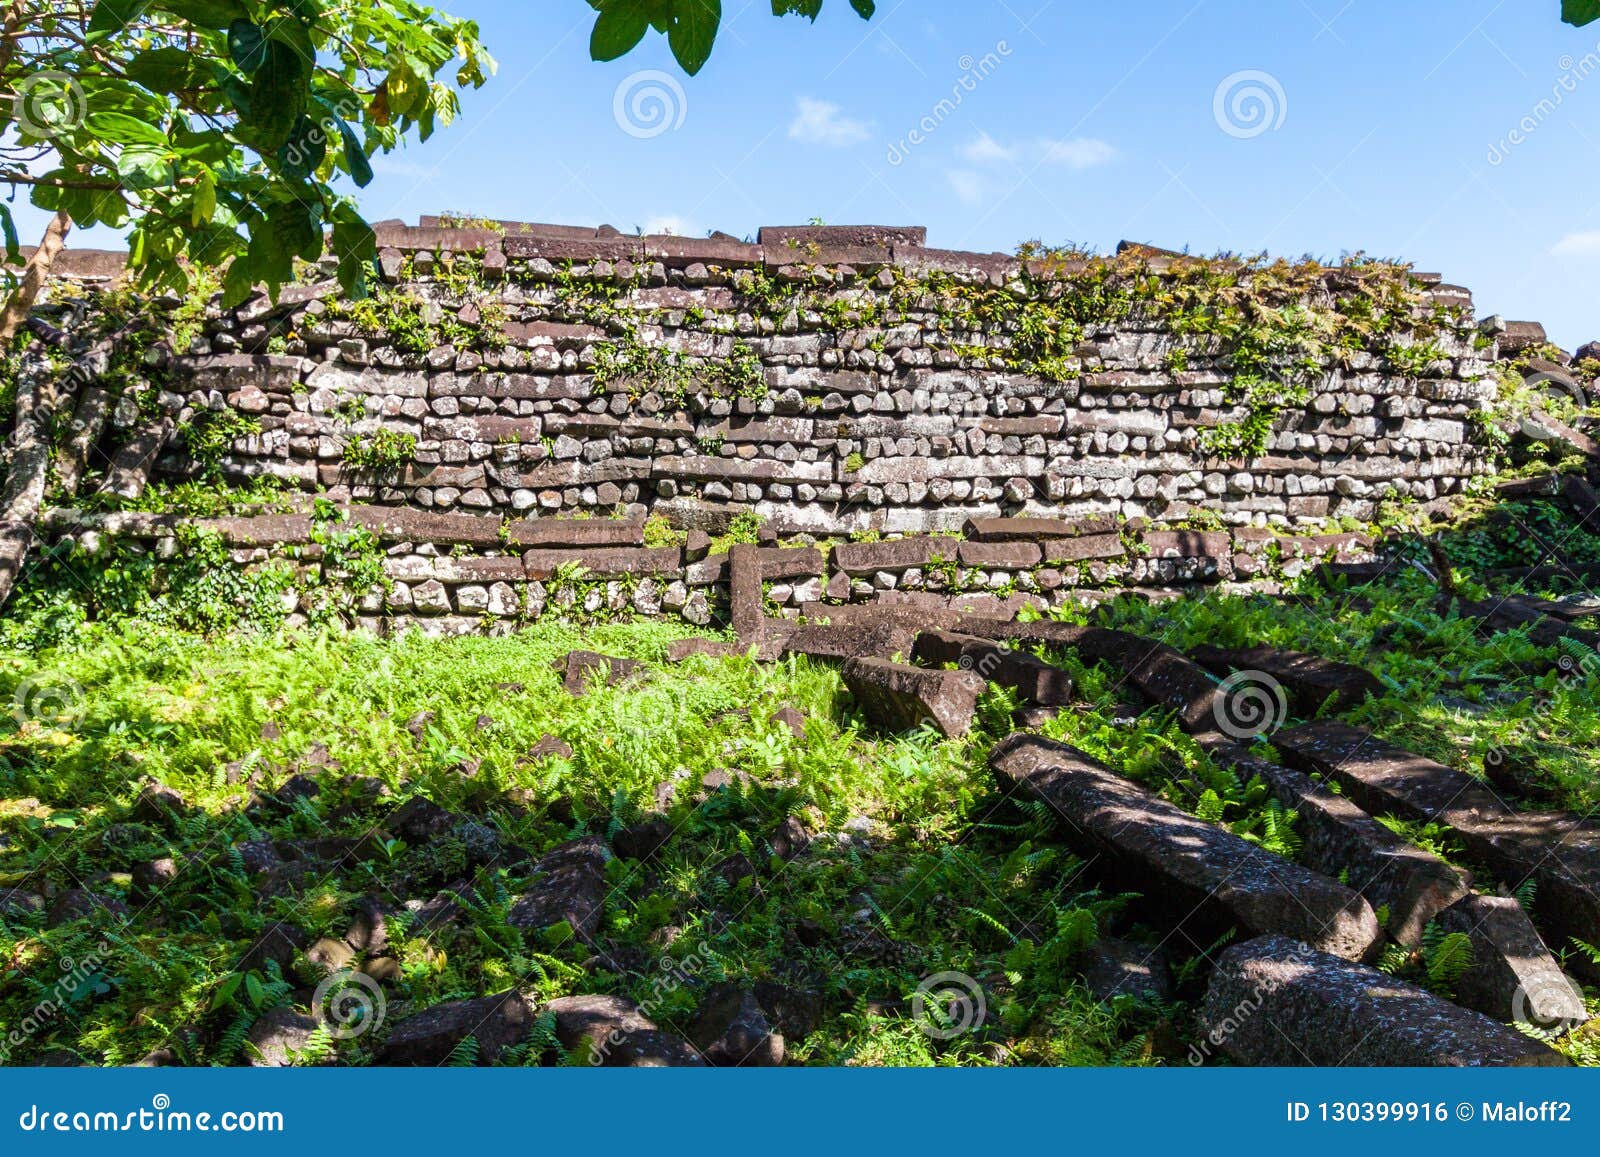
0 212 76 607
0 211 72 346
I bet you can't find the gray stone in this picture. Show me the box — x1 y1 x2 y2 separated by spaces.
843 658 986 738
378 990 534 1065
991 735 1382 961
1200 935 1568 1067
543 994 706 1067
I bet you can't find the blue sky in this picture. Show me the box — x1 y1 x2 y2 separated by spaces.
24 1 1600 346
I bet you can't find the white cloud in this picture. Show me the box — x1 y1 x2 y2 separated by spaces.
789 98 871 147
959 134 1116 170
961 133 1018 163
946 170 985 206
1551 231 1600 257
1039 137 1117 169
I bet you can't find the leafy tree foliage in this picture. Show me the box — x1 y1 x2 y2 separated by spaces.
1 0 494 329
1566 1 1599 27
586 0 875 77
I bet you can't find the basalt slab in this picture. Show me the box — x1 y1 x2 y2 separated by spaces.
507 518 646 548
1435 893 1587 1030
378 990 534 1065
506 835 608 942
1188 645 1383 713
911 630 1075 707
990 735 1383 961
1200 935 1567 1067
1275 721 1600 978
1207 743 1471 947
842 658 986 738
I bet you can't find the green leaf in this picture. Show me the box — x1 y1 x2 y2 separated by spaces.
244 41 308 151
228 19 269 74
335 118 374 187
116 144 175 190
591 0 653 61
156 0 250 28
210 973 244 1010
87 0 145 34
1565 0 1600 26
0 204 17 265
850 0 875 17
125 47 203 94
773 0 822 17
278 115 327 180
85 111 169 147
669 0 721 75
221 256 255 308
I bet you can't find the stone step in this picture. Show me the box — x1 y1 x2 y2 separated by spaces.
843 658 986 738
1275 721 1600 979
1207 743 1471 948
990 735 1383 961
1436 893 1587 1030
1188 644 1382 713
911 630 1075 707
1200 935 1568 1067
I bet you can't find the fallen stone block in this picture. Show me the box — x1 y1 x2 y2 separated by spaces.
911 630 1075 707
1200 935 1567 1067
378 990 534 1065
1208 744 1470 948
544 994 706 1067
506 836 608 942
843 658 986 738
1189 644 1383 713
1080 938 1172 1004
245 1007 323 1067
784 617 919 664
728 543 765 641
556 650 644 696
690 983 785 1066
1436 893 1587 1031
990 735 1382 961
1275 721 1600 978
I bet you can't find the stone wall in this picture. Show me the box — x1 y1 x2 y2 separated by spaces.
132 219 1501 535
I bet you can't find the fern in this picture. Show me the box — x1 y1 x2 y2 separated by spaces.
1421 925 1474 995
446 1034 481 1067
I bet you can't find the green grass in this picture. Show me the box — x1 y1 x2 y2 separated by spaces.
4 493 1599 1066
